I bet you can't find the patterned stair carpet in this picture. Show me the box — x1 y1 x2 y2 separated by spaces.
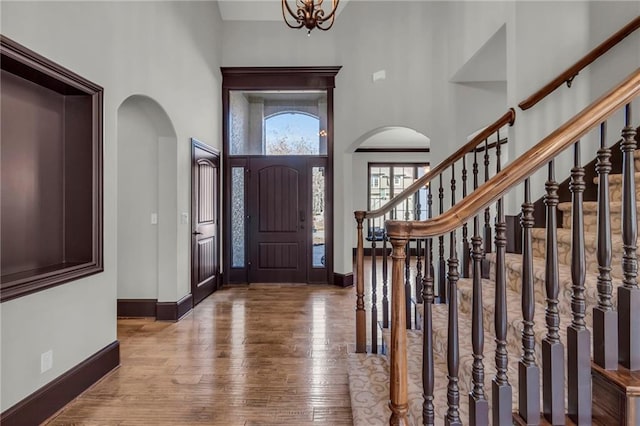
347 151 640 425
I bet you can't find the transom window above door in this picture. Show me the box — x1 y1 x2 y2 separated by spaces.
228 90 328 156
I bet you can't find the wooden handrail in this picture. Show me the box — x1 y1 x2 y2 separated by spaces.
355 108 516 220
519 16 640 111
387 67 640 239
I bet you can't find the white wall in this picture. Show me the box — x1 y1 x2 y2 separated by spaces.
588 2 640 154
117 99 161 299
0 1 222 411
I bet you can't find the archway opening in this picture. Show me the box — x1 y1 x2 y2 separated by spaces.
117 95 177 303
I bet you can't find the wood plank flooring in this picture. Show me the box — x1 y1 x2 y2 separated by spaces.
45 284 355 425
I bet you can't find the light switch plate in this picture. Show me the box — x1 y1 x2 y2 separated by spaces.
151 213 158 225
41 350 53 373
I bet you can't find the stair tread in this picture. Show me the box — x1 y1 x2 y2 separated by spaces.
347 342 432 424
530 226 626 245
347 353 395 426
592 361 640 396
591 171 640 184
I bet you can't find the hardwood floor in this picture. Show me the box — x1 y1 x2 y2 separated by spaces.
45 284 355 425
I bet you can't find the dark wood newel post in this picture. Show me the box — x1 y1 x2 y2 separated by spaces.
389 235 410 425
355 211 367 354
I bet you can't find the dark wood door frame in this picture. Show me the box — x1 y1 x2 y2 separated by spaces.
190 138 220 305
221 67 341 285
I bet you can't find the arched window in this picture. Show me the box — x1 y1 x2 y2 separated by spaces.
264 112 320 155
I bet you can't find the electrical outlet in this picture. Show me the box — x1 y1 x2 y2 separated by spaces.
151 213 158 225
180 212 188 224
41 350 53 373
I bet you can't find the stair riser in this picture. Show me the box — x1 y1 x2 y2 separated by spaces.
606 175 640 203
531 232 639 281
488 257 599 325
560 208 640 235
560 172 640 234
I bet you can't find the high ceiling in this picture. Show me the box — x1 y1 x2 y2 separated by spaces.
217 0 350 22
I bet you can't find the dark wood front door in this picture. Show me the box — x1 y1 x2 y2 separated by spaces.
191 140 220 305
247 157 308 283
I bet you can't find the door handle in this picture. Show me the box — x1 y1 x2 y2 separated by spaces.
193 231 202 235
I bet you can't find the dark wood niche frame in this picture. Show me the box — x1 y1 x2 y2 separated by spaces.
0 35 103 302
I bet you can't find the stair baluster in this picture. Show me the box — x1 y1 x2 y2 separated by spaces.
416 213 424 329
462 156 470 278
542 160 565 424
370 219 378 354
438 174 446 303
484 139 492 255
518 178 541 424
446 163 461 426
423 237 435 425
428 183 434 289
470 214 489 425
445 229 461 426
406 240 412 330
493 151 512 425
355 211 366 353
567 141 591 423
618 103 639 370
415 186 424 311
416 237 423 303
383 228 390 329
473 149 479 191
389 236 410 424
593 122 618 369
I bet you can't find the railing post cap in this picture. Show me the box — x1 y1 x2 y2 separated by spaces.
385 220 412 241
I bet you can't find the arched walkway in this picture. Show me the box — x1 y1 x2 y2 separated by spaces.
117 95 177 301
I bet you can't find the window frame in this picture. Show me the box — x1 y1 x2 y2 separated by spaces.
366 162 429 239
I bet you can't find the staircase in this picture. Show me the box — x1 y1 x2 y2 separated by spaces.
347 19 640 424
347 148 640 425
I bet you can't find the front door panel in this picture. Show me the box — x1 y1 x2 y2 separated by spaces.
248 157 307 282
191 143 219 304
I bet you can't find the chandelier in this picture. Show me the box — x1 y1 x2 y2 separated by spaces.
282 0 340 34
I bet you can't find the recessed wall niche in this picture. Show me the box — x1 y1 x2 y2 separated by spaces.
1 35 103 302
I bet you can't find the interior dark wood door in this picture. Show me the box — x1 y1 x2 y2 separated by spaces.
191 141 220 305
248 157 308 283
